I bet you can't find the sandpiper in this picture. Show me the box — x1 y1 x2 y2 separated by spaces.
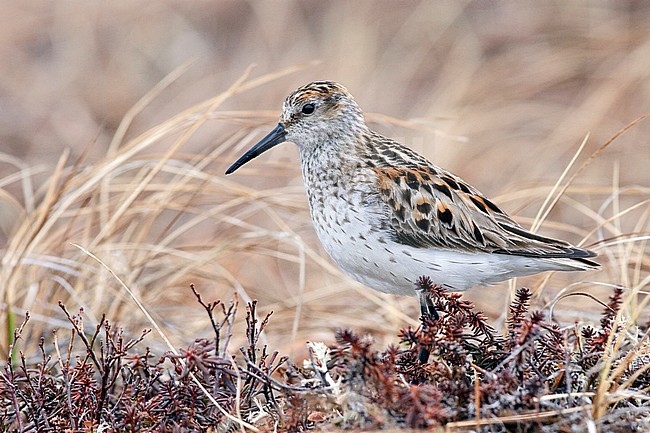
226 81 598 315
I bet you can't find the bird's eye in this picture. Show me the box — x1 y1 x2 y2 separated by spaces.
301 103 315 115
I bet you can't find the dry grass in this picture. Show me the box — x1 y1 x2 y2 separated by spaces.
0 1 649 430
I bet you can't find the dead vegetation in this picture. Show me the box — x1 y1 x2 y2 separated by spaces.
1 280 648 432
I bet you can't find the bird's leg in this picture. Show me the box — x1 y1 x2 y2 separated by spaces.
416 288 439 365
417 345 431 365
417 287 439 320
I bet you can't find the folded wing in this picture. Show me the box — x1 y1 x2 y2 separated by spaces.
372 165 598 266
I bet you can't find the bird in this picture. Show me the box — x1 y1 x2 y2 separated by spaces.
225 81 599 317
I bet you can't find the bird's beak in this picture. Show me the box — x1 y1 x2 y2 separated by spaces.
225 123 287 174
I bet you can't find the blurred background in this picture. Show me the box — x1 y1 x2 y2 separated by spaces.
0 1 648 357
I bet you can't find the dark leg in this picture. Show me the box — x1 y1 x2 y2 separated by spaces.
417 288 439 320
417 345 431 364
416 289 438 364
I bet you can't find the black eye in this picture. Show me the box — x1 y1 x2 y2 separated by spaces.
301 103 315 115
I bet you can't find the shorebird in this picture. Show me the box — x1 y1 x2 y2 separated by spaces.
226 81 598 317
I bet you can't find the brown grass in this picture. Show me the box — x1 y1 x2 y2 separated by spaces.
0 1 649 430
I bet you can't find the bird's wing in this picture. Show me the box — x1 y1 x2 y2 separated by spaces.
371 165 597 261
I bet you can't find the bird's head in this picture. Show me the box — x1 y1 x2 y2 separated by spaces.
226 81 366 174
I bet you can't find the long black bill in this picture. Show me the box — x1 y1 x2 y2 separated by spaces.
225 123 287 174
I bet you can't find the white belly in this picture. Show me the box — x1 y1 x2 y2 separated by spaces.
309 195 561 295
308 193 452 295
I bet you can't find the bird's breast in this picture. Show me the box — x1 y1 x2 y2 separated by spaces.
301 163 389 265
